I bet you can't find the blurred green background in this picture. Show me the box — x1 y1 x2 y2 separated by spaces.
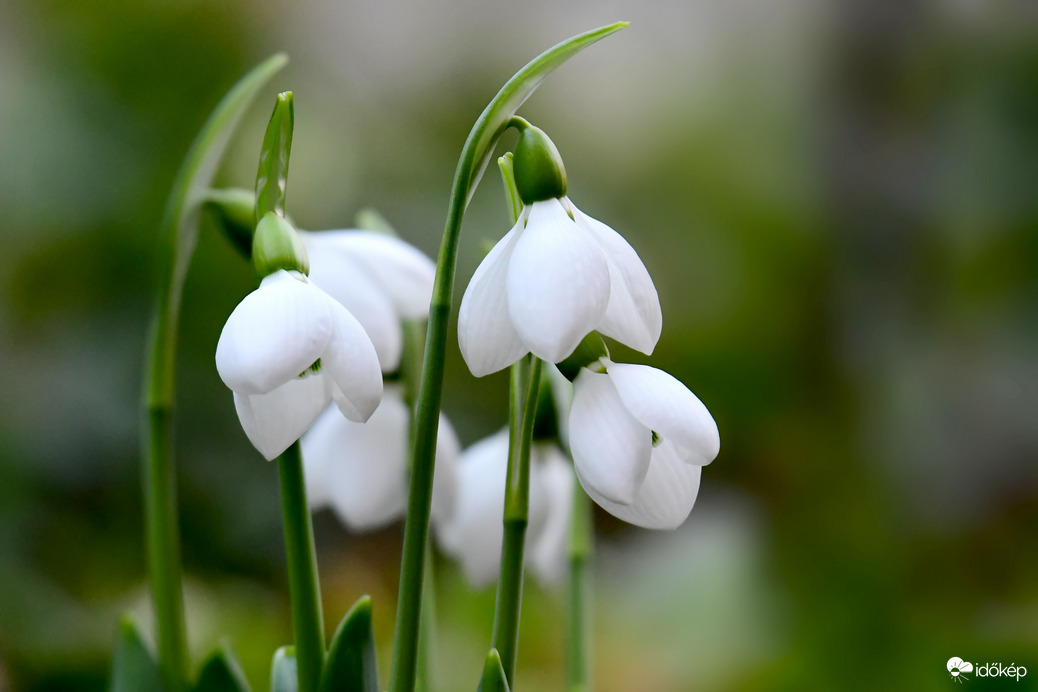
1 1 1036 690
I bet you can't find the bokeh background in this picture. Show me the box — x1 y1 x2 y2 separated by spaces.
1 0 1036 690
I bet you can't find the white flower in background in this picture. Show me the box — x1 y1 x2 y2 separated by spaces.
458 197 661 377
300 385 460 531
300 230 435 372
215 269 383 460
569 360 719 530
436 429 574 587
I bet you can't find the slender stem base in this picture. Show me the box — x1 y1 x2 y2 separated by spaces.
277 442 325 692
490 357 543 686
568 482 593 691
143 407 188 692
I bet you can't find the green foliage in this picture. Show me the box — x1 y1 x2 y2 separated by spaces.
193 647 252 692
475 650 510 692
109 617 164 692
319 596 379 692
270 648 298 692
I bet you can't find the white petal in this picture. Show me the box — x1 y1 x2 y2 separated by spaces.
233 374 331 461
299 403 340 509
305 245 402 372
318 387 410 531
579 440 701 529
571 202 662 354
306 231 436 319
507 198 611 363
216 271 332 395
528 446 574 585
318 293 384 422
431 412 461 527
458 220 528 377
435 429 509 587
569 370 651 505
606 363 720 465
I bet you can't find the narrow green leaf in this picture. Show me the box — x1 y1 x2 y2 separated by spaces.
255 91 295 222
271 647 298 692
109 616 164 692
193 647 252 692
457 22 628 207
146 52 288 408
475 649 510 692
319 595 379 692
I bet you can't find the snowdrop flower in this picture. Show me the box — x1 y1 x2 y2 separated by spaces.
569 359 719 530
300 229 435 372
458 122 661 377
300 385 459 531
436 429 574 587
215 213 383 460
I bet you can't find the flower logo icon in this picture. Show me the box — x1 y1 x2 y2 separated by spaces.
948 657 973 683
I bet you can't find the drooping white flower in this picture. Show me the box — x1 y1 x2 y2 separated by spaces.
458 196 661 377
300 384 459 531
215 269 383 460
569 360 719 530
300 230 435 372
435 429 574 587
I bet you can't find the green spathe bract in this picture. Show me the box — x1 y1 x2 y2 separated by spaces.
389 21 629 692
141 53 287 692
253 212 310 278
256 91 295 222
512 121 567 204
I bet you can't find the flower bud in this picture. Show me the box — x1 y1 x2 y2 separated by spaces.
204 187 256 257
556 332 609 382
513 123 567 205
252 211 309 278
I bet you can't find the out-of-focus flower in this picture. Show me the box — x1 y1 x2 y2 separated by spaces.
301 385 459 531
215 269 383 460
436 429 574 587
458 123 660 377
569 359 719 530
300 230 435 372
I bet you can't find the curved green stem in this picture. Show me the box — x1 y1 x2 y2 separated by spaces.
568 479 593 691
491 357 543 686
278 442 325 692
386 24 628 692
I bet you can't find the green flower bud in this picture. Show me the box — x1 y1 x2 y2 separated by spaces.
556 332 610 382
252 211 309 278
204 187 256 257
513 122 567 205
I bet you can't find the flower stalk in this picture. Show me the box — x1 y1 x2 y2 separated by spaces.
387 24 628 692
568 479 593 691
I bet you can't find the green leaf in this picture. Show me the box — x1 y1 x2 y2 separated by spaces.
319 595 379 692
270 647 298 692
456 22 628 208
475 649 510 692
109 616 164 692
255 91 294 222
146 52 287 408
193 647 252 692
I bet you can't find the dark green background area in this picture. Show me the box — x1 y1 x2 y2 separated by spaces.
1 1 1036 690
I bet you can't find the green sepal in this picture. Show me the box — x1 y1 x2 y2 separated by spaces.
556 332 610 382
270 647 298 692
512 122 567 204
146 53 287 409
475 649 511 692
256 91 294 222
454 22 628 209
204 187 256 257
318 595 379 692
192 646 252 692
109 615 164 692
252 212 309 279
